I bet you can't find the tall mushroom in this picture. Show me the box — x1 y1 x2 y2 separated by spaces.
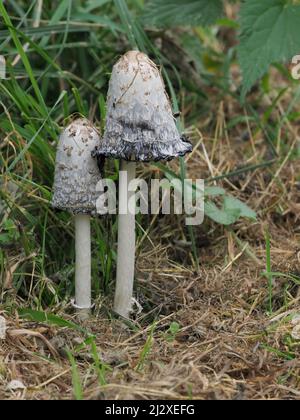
93 51 192 318
52 118 103 319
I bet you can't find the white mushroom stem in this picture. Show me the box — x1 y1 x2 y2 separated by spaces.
114 160 136 318
75 214 91 318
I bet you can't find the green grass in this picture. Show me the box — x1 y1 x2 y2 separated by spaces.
0 0 203 308
1 0 300 401
90 337 110 386
67 349 84 400
136 321 156 372
0 0 297 313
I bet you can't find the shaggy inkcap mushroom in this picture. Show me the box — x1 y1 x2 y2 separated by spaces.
52 118 103 318
93 50 192 162
93 51 192 319
52 118 102 215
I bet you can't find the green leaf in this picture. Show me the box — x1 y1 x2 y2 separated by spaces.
204 195 256 226
143 0 223 28
169 322 181 336
205 200 241 226
66 350 84 400
0 219 20 242
223 196 257 220
165 322 181 342
157 163 225 197
155 163 256 225
3 219 15 231
0 233 12 244
238 0 300 98
18 308 92 336
204 186 226 196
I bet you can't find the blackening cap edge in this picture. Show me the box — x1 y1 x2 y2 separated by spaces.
93 51 192 162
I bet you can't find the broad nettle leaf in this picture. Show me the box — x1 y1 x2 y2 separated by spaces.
143 0 223 28
155 165 256 225
238 0 300 98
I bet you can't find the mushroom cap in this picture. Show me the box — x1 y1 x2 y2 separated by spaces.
93 51 192 162
52 118 103 215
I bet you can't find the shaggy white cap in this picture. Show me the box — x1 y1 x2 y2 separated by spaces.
52 118 103 215
94 51 192 162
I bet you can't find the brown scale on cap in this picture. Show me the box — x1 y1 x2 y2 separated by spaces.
52 118 104 215
93 51 192 162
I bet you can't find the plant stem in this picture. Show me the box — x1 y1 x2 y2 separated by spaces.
114 160 136 318
265 230 273 314
75 214 91 319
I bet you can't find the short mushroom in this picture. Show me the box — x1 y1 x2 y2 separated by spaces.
93 51 192 318
52 118 103 319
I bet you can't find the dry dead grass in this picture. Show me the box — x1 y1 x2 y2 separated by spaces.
1 77 300 401
1 247 300 400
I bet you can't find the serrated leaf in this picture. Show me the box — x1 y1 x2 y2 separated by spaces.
223 196 257 220
238 0 300 98
143 0 223 28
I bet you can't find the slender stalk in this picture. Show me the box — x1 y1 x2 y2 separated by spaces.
74 214 91 319
265 230 273 314
114 160 136 318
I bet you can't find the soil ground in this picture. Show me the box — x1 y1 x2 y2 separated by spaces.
1 96 300 399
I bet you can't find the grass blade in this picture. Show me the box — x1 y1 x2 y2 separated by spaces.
0 2 48 116
66 350 83 400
